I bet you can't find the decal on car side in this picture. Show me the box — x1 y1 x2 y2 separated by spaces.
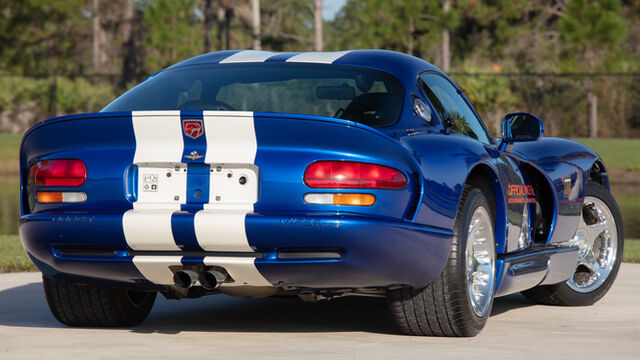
507 184 536 204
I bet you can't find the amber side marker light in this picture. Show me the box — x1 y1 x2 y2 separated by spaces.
304 193 376 206
36 191 87 203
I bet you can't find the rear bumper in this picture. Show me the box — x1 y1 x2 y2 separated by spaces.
20 212 453 291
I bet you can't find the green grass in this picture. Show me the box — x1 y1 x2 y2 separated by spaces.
0 133 20 175
616 193 640 240
624 239 640 263
574 138 640 172
0 234 36 272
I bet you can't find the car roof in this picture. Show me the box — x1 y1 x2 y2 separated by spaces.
167 49 443 83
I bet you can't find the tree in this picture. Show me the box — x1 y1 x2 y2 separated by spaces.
121 0 144 86
261 0 314 51
143 0 201 73
251 0 261 50
560 0 627 137
203 0 215 52
313 0 323 51
0 0 89 75
328 0 463 68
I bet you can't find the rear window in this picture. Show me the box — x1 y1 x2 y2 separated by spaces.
102 63 404 127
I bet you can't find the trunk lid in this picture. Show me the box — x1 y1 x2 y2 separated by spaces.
21 111 422 221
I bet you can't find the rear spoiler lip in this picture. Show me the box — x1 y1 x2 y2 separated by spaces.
22 111 133 140
23 110 392 144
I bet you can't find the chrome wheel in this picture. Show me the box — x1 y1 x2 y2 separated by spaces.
567 196 618 293
465 206 495 317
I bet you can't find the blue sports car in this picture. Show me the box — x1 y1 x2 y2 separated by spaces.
20 50 623 336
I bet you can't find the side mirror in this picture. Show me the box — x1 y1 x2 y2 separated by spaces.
501 112 544 144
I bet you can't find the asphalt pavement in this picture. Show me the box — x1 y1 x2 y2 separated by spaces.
1 263 639 359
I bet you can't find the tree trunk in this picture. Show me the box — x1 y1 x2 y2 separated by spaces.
588 91 598 138
313 0 323 51
251 0 261 50
441 0 451 72
408 16 414 55
204 0 213 53
218 6 233 50
121 0 143 87
92 0 101 70
217 6 225 50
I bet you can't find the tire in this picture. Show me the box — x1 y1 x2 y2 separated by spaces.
387 185 496 337
522 182 623 306
43 276 157 327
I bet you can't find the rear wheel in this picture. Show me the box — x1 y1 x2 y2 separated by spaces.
387 186 496 336
43 276 156 327
522 183 623 306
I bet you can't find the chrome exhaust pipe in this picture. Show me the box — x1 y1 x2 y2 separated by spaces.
173 270 199 289
199 270 227 290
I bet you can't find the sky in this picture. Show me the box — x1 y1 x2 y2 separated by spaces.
322 0 348 20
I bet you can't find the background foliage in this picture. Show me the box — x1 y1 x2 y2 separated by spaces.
0 0 639 137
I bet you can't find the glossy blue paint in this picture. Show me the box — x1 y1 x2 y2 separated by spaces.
172 212 203 251
181 111 206 164
185 164 210 205
19 50 609 297
513 138 597 244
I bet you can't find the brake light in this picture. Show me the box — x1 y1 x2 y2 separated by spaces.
29 160 86 187
304 161 407 189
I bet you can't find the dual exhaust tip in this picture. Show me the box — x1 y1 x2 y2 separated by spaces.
173 269 227 290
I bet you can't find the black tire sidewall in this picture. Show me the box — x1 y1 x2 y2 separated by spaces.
450 187 496 333
116 289 157 325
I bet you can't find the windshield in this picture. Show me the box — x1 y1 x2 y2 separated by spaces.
102 63 404 128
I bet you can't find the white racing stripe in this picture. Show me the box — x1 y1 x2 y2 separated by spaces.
124 111 183 255
202 111 257 163
195 112 265 283
125 110 268 287
194 208 253 252
196 111 259 253
131 111 183 163
123 209 180 251
204 256 271 287
133 256 182 285
220 50 275 63
286 50 352 64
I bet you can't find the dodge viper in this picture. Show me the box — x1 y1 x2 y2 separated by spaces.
19 50 623 336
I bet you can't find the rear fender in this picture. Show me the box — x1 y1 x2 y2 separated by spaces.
399 133 513 254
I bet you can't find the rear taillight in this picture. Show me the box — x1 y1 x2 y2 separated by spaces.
28 159 86 187
304 161 407 189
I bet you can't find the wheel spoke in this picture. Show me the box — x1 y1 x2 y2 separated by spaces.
567 195 618 293
465 205 495 317
583 221 607 247
581 255 602 279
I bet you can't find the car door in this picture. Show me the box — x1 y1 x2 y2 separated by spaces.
419 72 534 253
